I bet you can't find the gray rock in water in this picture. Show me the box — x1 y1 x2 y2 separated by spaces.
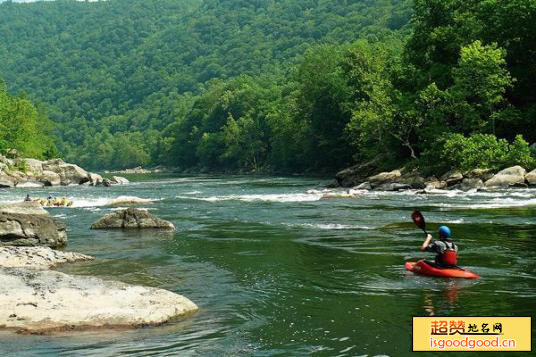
485 166 526 188
0 202 67 248
91 208 175 230
0 267 197 333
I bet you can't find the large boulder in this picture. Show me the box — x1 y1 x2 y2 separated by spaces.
485 166 527 188
0 246 93 269
0 268 197 333
91 208 175 230
42 159 89 185
37 170 61 186
526 169 536 186
0 202 67 248
368 169 402 188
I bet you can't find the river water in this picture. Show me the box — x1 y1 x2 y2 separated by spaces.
1 175 535 356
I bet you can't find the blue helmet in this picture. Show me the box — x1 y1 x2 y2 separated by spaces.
438 226 452 239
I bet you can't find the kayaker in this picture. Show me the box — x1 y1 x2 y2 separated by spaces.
420 226 458 268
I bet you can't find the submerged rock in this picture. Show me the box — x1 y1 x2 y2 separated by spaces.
91 208 175 230
0 268 197 333
0 246 93 269
0 202 67 248
485 166 527 188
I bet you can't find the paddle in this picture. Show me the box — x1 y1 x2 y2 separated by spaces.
411 210 428 237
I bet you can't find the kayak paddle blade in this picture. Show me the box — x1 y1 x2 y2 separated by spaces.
412 210 426 232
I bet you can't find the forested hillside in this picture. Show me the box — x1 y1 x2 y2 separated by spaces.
1 0 535 175
0 0 411 171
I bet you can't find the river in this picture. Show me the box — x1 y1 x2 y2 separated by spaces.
1 175 535 356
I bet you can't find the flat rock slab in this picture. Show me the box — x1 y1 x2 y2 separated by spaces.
91 208 175 230
0 268 198 333
0 202 48 216
0 246 93 269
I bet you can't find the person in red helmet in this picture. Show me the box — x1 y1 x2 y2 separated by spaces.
420 225 458 268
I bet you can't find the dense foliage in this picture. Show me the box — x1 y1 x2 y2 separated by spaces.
0 80 57 159
1 0 535 174
0 0 411 171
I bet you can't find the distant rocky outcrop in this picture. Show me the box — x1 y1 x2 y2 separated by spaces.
334 164 536 192
0 155 107 188
91 208 175 230
0 202 67 248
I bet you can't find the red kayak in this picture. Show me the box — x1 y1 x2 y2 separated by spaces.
405 260 480 279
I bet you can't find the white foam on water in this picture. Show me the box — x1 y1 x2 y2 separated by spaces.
183 191 202 195
71 196 159 208
288 223 374 230
70 197 112 208
176 193 324 203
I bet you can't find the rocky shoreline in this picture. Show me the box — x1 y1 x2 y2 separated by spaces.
0 202 197 334
0 154 129 188
334 164 536 193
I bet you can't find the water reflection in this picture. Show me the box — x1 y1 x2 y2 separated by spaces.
423 281 465 316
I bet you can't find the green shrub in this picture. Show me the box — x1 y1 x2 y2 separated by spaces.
441 134 535 172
